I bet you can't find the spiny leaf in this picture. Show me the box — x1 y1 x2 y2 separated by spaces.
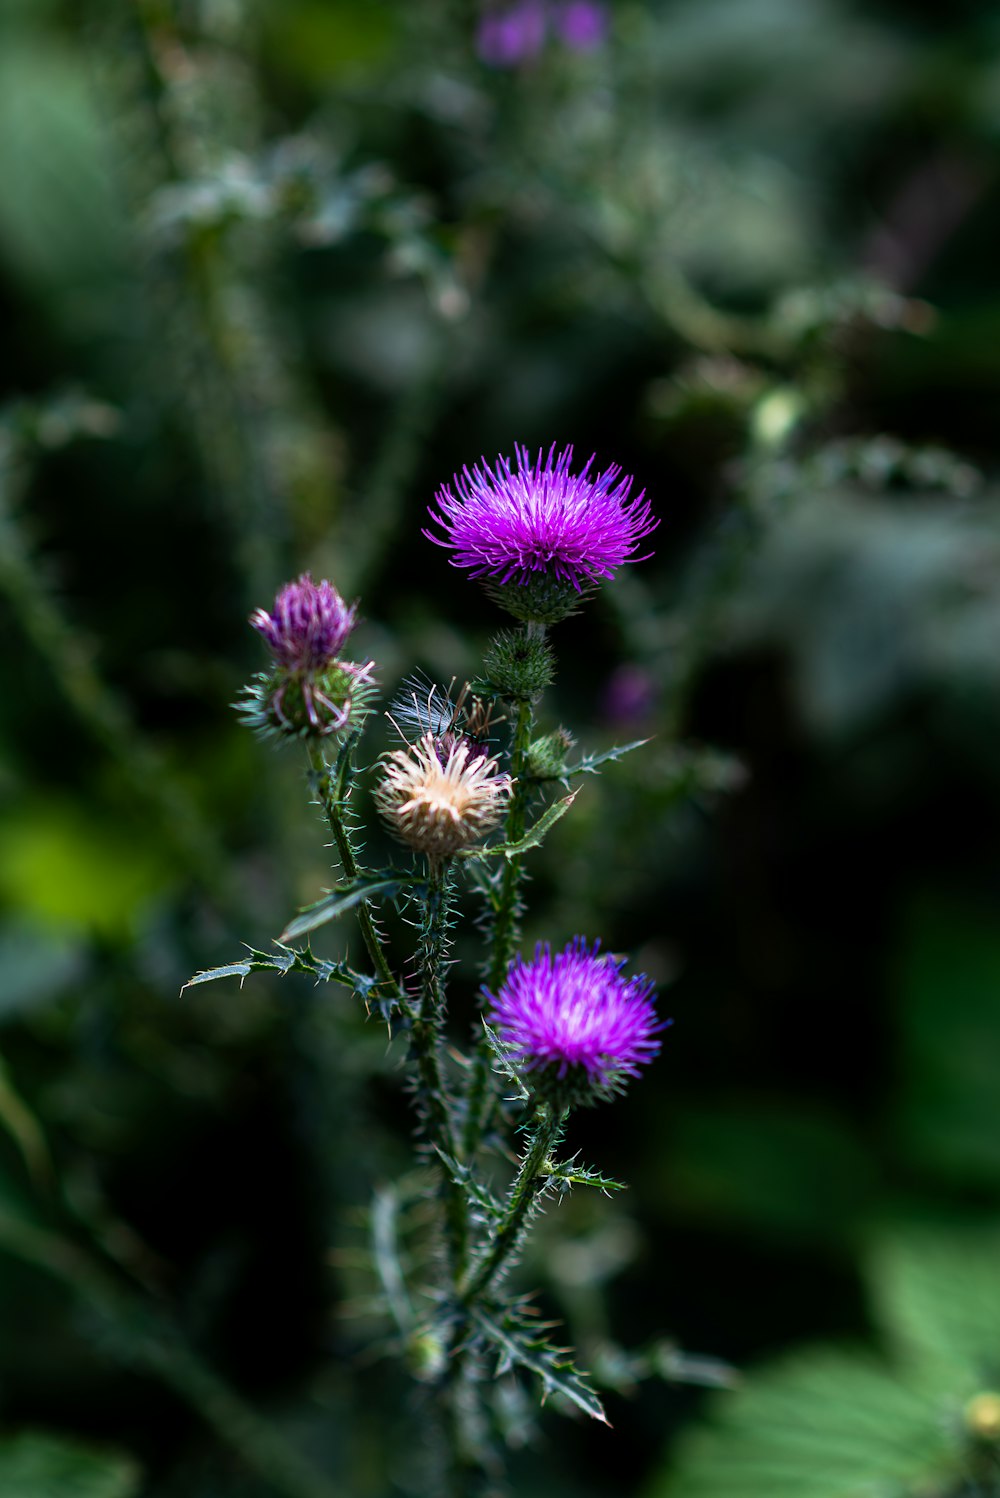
482 1023 531 1102
279 871 418 942
474 1307 609 1425
459 791 579 862
435 1151 504 1227
183 944 382 1005
544 1152 626 1194
564 739 650 777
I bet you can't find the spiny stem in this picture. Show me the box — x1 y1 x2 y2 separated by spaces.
305 737 402 1002
461 692 535 1160
412 862 469 1277
459 1104 566 1307
487 695 534 989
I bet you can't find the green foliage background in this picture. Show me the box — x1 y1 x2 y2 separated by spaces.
3 0 1000 1493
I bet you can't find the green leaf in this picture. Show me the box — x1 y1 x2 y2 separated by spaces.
871 1227 1000 1381
651 1349 954 1498
279 873 416 942
543 1153 626 1194
0 1431 140 1498
459 791 580 862
474 1307 609 1425
184 945 382 1004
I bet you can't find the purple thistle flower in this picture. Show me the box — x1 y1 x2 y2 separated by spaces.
476 0 547 66
250 574 356 672
485 937 666 1087
552 1 607 51
426 443 657 595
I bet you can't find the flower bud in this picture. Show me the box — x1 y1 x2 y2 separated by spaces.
239 574 376 738
525 727 575 781
482 628 555 701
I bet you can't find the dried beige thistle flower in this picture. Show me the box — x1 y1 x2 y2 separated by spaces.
374 733 513 863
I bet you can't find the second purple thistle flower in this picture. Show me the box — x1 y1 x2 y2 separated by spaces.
485 937 666 1092
425 443 657 598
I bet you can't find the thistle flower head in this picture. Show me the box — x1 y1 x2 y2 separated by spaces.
250 573 356 671
425 444 657 622
485 937 665 1100
374 733 512 864
241 573 375 738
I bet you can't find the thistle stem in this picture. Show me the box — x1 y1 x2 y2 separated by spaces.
460 694 535 1160
305 738 401 1002
413 861 469 1277
459 1104 566 1307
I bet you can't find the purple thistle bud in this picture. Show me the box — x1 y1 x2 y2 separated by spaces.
485 937 666 1091
551 1 607 51
476 0 547 67
250 574 356 672
243 574 375 738
425 444 657 620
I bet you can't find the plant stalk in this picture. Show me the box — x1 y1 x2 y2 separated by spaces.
305 738 401 1002
413 862 469 1277
459 1104 565 1307
461 693 535 1160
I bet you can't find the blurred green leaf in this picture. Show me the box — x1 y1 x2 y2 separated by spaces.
652 1225 1000 1498
0 804 174 940
0 1433 139 1498
649 1348 954 1498
872 1227 1000 1383
0 41 122 290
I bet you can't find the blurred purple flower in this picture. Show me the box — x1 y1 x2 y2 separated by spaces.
425 443 657 592
476 0 608 67
603 663 658 729
485 937 665 1085
552 1 607 50
476 0 547 67
250 573 356 672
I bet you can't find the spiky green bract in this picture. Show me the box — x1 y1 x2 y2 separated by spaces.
481 626 555 700
236 662 378 740
486 572 589 625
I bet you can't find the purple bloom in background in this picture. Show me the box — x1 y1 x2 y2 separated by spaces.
476 0 608 67
476 0 547 67
485 937 665 1086
426 443 657 592
603 663 658 729
552 1 607 50
250 574 356 671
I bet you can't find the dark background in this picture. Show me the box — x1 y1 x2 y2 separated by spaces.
3 1 1000 1494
